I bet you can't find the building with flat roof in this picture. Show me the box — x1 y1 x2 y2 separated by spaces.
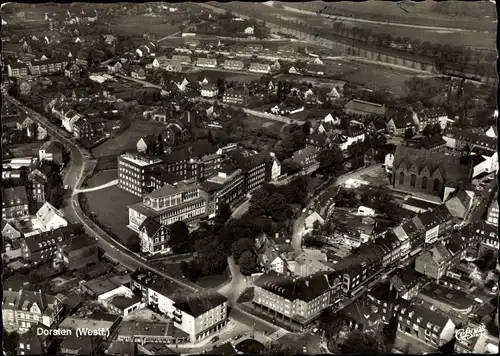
97 285 142 317
117 320 189 345
118 153 163 197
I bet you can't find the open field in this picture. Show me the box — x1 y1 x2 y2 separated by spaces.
85 169 117 188
107 14 180 38
92 119 167 158
338 61 418 96
280 1 497 31
83 183 140 247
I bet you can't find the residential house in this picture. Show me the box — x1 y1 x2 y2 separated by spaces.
258 239 295 275
444 188 472 220
443 128 497 154
61 110 82 133
394 301 456 348
20 225 78 265
136 133 171 155
196 58 217 68
415 238 464 280
7 62 30 78
252 271 342 326
173 292 228 342
304 212 324 230
344 99 387 117
391 145 472 198
416 108 448 132
16 323 55 355
270 152 281 181
56 234 98 270
387 113 416 136
485 125 497 138
223 86 249 106
292 145 319 169
249 62 271 74
201 83 218 98
171 55 191 65
130 66 146 80
64 62 81 79
27 166 51 203
417 135 447 152
2 219 22 243
223 60 244 71
366 119 388 136
390 266 428 301
304 88 319 104
146 107 169 122
485 192 498 227
2 186 29 219
416 282 475 317
2 289 64 333
73 117 106 141
137 217 171 255
155 57 182 72
35 202 68 231
107 60 123 73
103 34 117 45
471 151 498 179
39 140 63 165
289 66 299 74
29 58 68 76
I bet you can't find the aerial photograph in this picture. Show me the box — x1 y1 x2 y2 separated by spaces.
1 1 498 355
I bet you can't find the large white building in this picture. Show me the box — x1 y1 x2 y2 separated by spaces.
173 292 228 343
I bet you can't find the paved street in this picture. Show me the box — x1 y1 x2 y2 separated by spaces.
5 95 284 336
218 257 248 305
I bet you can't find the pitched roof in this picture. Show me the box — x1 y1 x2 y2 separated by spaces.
345 99 386 115
36 202 66 227
389 113 415 129
254 270 338 302
445 128 497 150
138 217 165 237
395 300 451 332
23 225 79 254
174 292 227 317
390 266 426 294
393 145 471 183
18 324 52 355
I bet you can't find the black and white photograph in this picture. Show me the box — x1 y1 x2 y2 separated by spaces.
1 1 498 355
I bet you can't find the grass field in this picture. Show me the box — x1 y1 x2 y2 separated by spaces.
92 119 167 158
283 1 497 31
108 15 179 38
84 182 140 247
338 61 418 96
86 169 117 188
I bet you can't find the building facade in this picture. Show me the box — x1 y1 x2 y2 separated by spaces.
118 153 163 197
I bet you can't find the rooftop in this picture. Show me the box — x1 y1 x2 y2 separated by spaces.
174 291 227 317
418 283 475 312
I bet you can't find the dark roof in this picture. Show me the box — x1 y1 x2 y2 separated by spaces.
61 334 99 355
389 113 415 129
2 186 28 207
18 324 51 355
211 342 238 356
106 341 136 356
138 217 165 237
391 266 425 294
147 167 184 185
174 292 227 317
254 270 338 302
345 99 386 115
445 128 497 150
23 225 74 253
111 294 142 310
393 145 471 183
419 135 447 150
368 280 397 303
171 139 217 157
395 300 450 331
131 268 188 300
234 151 272 172
417 205 453 229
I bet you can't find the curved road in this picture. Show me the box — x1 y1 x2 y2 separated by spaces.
5 94 282 339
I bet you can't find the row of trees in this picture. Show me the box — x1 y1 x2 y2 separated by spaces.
178 177 309 279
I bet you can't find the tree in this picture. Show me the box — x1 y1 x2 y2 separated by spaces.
196 237 228 275
404 128 414 139
3 330 20 355
238 250 258 275
261 342 301 355
319 146 343 174
231 238 255 261
218 203 232 222
207 130 214 145
263 192 292 222
169 221 192 254
340 330 387 354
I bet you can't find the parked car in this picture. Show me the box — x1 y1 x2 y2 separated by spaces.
211 336 219 343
